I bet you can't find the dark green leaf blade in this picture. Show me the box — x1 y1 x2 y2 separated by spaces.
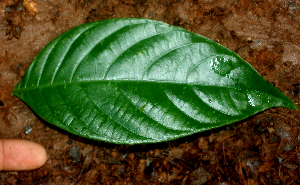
13 18 297 144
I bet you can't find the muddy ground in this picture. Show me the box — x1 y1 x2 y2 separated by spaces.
0 0 300 184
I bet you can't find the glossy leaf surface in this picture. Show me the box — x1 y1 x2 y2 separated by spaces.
13 18 297 144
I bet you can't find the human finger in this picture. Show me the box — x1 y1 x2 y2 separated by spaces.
0 139 47 171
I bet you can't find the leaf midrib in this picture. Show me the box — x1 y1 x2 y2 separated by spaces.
14 79 238 93
15 78 288 109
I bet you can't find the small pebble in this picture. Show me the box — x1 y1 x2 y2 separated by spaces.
23 0 38 15
23 125 32 134
70 146 81 163
247 36 252 43
214 38 220 43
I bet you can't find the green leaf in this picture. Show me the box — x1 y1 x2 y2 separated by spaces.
13 18 297 144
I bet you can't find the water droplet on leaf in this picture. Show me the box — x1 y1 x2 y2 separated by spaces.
210 55 236 76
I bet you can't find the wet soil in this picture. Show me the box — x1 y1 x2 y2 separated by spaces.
0 0 300 184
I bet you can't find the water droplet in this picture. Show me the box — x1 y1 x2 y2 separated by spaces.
247 94 256 107
210 55 236 76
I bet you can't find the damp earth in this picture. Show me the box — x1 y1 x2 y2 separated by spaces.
0 0 300 184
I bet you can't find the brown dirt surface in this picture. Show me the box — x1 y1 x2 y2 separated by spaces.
0 0 300 184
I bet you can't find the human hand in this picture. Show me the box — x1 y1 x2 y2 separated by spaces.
0 139 47 171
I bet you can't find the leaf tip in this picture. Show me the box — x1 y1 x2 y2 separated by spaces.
289 103 298 110
282 96 298 110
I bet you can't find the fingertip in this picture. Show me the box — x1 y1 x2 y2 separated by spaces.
34 142 48 169
0 139 47 171
29 140 47 170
